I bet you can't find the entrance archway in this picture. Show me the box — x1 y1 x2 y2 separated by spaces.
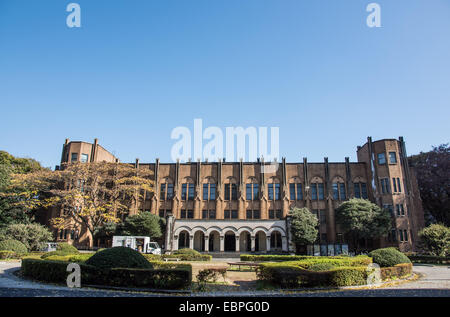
255 231 266 252
239 231 251 252
224 231 236 252
193 231 205 252
270 231 282 250
208 231 220 252
178 230 190 249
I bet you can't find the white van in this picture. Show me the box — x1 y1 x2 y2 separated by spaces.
112 236 161 255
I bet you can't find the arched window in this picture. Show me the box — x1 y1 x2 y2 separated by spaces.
268 177 281 201
310 177 324 200
332 176 346 201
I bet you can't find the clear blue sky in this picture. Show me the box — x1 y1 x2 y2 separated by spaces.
0 0 449 168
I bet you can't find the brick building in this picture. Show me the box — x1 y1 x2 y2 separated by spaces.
48 137 425 254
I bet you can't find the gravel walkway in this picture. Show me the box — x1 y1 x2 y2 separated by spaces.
1 261 449 297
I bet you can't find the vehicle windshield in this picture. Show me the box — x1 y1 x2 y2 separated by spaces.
149 242 159 248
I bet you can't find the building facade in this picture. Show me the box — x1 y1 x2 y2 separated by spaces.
49 137 425 253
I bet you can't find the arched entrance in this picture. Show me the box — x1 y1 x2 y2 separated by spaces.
254 231 266 252
270 231 282 251
178 230 190 249
224 231 236 252
208 231 220 252
239 231 251 252
193 231 205 252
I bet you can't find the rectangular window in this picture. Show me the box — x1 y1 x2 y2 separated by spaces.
333 183 339 200
290 183 296 200
319 210 327 224
224 210 230 219
246 184 252 200
181 184 187 200
274 183 281 200
268 184 274 200
321 233 327 243
81 153 89 163
399 230 404 241
210 184 216 200
340 183 346 200
401 204 405 216
231 184 237 200
361 183 368 199
181 209 186 218
71 153 78 162
391 229 397 242
246 210 252 219
354 183 361 198
397 178 401 193
253 210 260 219
311 184 318 200
224 184 230 200
187 210 194 218
167 184 174 199
160 184 166 200
202 210 208 219
381 178 390 194
393 178 397 193
318 183 324 200
209 210 216 219
203 184 209 200
276 210 282 219
296 183 303 200
403 230 408 241
389 152 397 164
188 185 195 200
378 153 386 165
230 210 238 219
269 210 275 219
253 184 259 200
159 209 165 218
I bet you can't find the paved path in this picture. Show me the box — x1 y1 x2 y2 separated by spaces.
1 261 449 297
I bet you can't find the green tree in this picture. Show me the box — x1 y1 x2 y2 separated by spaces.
2 223 53 251
418 224 450 256
289 207 319 252
0 151 45 227
335 198 391 252
118 212 163 238
408 144 450 226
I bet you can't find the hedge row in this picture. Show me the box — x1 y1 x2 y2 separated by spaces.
257 265 368 288
43 253 94 263
240 254 369 263
407 255 450 265
380 263 412 280
163 254 212 261
0 250 17 259
21 259 191 290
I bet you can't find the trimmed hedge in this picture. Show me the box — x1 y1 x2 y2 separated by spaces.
407 255 450 265
163 254 212 261
369 248 411 267
0 239 28 254
44 253 93 263
380 263 412 281
41 250 79 259
0 250 17 259
56 243 79 253
21 258 191 290
240 254 358 262
85 247 152 269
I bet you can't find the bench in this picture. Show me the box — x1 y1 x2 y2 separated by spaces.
164 258 181 262
227 261 261 271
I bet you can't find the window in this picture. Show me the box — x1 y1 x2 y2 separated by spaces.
268 183 281 200
399 230 404 241
397 178 401 193
247 209 260 219
203 184 208 200
319 210 326 224
311 183 324 200
389 152 397 164
246 183 259 200
71 153 78 162
224 183 237 200
396 204 405 216
180 209 193 219
321 233 327 243
333 183 346 200
160 184 166 200
167 184 174 199
290 183 303 200
181 183 195 200
269 209 282 219
224 209 238 219
380 178 390 194
378 153 386 165
81 153 89 163
203 183 216 201
384 204 394 217
202 209 216 219
403 230 408 242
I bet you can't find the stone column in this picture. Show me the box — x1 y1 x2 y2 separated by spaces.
235 236 240 252
173 236 179 251
204 236 209 252
220 236 224 252
189 235 194 249
282 236 288 252
266 236 271 252
251 236 256 252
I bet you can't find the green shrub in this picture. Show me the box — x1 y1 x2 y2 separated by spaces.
41 250 77 259
418 224 450 257
56 243 79 253
162 249 211 261
407 255 450 265
0 250 17 259
173 248 201 256
147 261 193 281
240 254 370 264
328 267 367 286
142 254 162 262
380 263 412 280
21 259 190 290
85 247 152 269
44 253 93 263
308 262 336 271
0 239 28 254
369 248 411 267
